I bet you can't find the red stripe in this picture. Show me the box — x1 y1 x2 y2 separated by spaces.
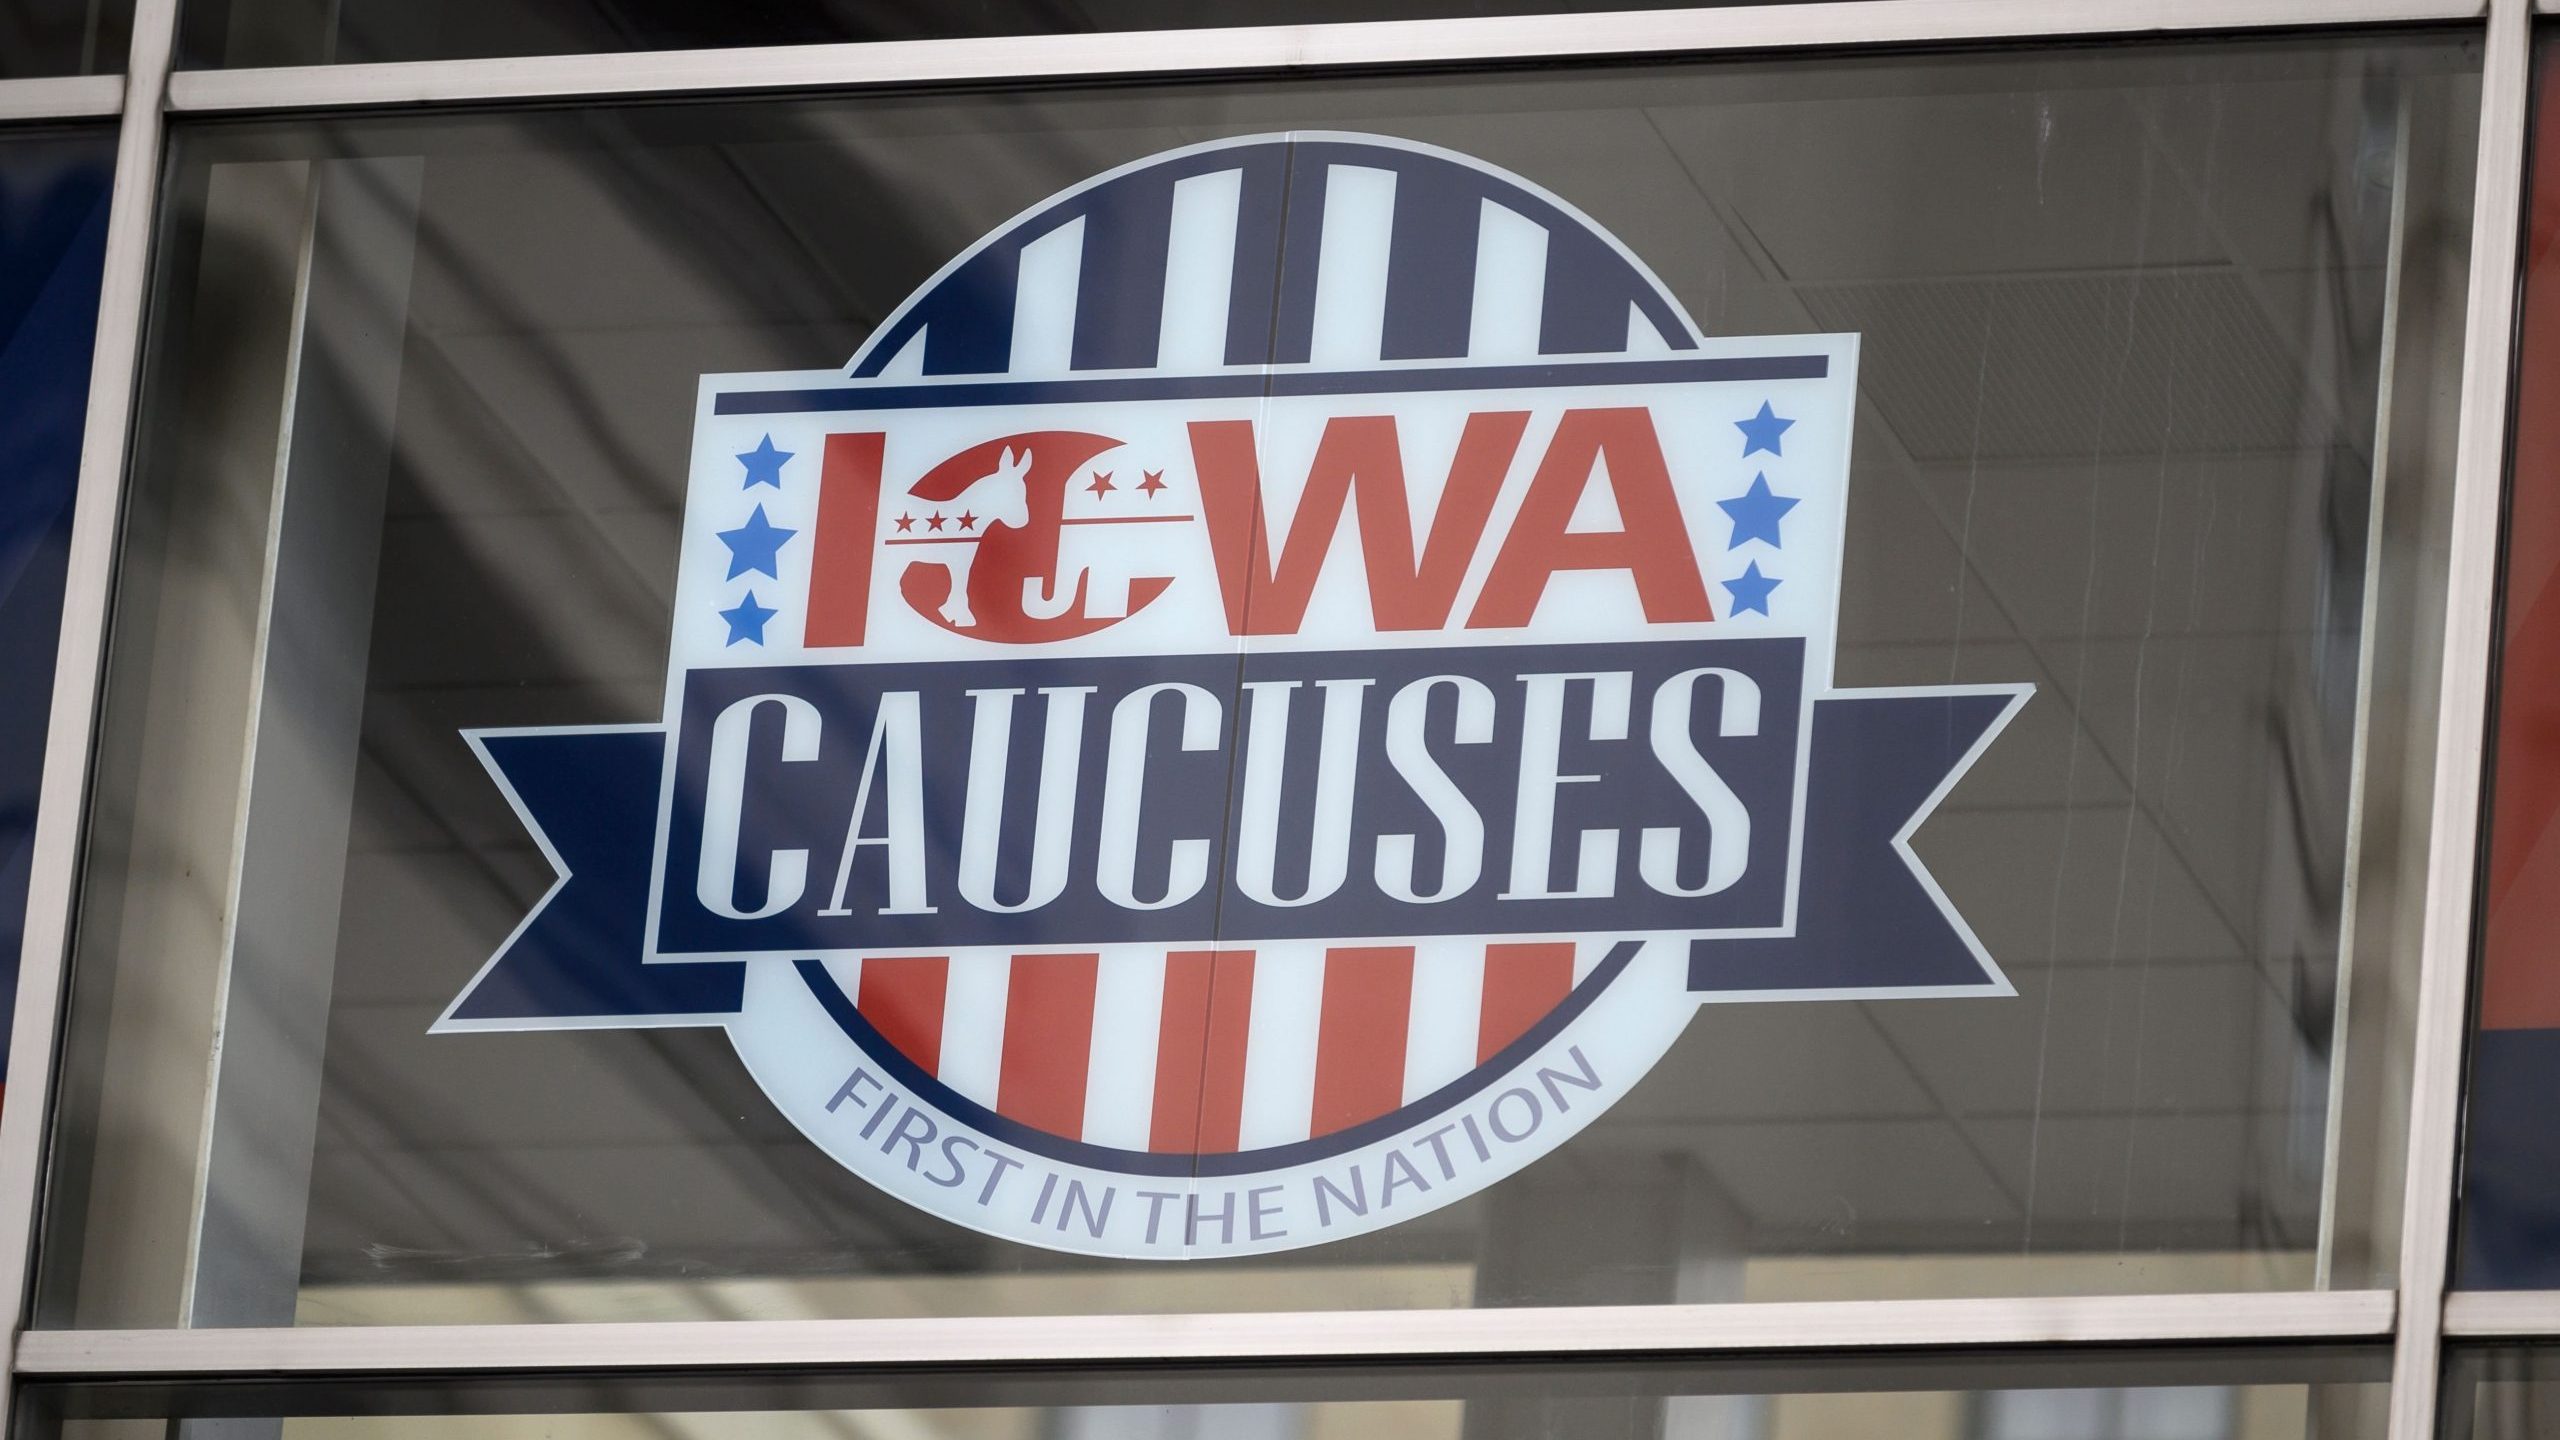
997 953 1100 1138
1478 942 1576 1063
855 956 948 1074
1151 950 1254 1153
804 431 885 648
1310 946 1414 1137
2482 45 2560 1029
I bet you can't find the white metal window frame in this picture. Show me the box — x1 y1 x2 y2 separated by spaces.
0 0 2531 1434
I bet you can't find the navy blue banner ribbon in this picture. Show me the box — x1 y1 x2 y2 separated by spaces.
442 729 742 1027
440 688 2022 1030
1687 688 2020 996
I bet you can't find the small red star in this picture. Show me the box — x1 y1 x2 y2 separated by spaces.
926 511 946 532
957 511 977 531
1137 470 1168 498
1086 471 1115 498
893 514 914 533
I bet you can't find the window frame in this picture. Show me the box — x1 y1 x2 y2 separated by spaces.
0 1 2527 1437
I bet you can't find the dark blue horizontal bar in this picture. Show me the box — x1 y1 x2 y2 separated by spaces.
712 354 1829 416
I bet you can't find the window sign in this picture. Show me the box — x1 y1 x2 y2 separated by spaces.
437 134 2027 1258
38 41 2481 1325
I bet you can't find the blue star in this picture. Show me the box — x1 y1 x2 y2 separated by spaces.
719 591 779 646
717 504 797 580
1723 561 1780 617
1716 473 1800 549
1736 401 1795 458
737 435 793 489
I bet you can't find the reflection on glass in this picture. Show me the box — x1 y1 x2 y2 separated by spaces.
14 1392 2330 1440
177 0 1814 68
38 32 2482 1329
1982 1388 2234 1440
2443 1348 2560 1440
0 0 130 77
20 1353 2391 1440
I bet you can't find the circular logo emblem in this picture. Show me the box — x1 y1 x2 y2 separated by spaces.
440 134 2024 1259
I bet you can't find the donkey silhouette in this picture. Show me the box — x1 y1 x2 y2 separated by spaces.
935 445 1034 629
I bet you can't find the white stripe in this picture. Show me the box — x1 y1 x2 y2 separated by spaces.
1081 951 1169 1149
1157 168 1243 371
1625 303 1674 354
1308 165 1396 367
937 949 1012 1107
1468 200 1549 360
1401 940 1485 1104
1572 940 1604 984
1236 943 1325 1148
817 954 863 1005
1008 216 1085 377
873 328 927 379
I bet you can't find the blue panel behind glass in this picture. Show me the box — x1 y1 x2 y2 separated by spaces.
0 131 113 1089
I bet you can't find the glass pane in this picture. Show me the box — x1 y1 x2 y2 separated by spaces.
0 0 130 77
0 123 112 1109
17 1350 2393 1440
178 0 1829 69
39 32 2482 1330
2458 26 2560 1291
2440 1348 2560 1440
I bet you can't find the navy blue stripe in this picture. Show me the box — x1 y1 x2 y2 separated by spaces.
850 137 1702 381
1539 222 1650 356
1068 172 1177 373
1222 147 1291 368
1379 161 1481 362
793 939 1643 1178
1266 157 1330 367
854 148 1270 380
715 353 1827 415
1289 138 1696 359
908 240 1022 376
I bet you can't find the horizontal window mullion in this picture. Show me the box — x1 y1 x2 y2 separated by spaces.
162 0 2482 114
2442 1293 2560 1337
0 76 124 122
14 1291 2399 1381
